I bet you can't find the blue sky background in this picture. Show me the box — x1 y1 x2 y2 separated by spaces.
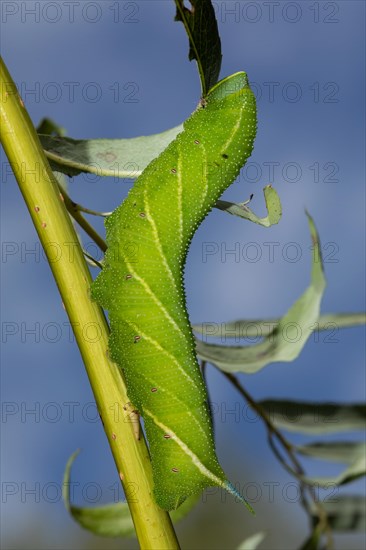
1 1 365 548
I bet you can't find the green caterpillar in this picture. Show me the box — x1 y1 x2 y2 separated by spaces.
92 72 257 511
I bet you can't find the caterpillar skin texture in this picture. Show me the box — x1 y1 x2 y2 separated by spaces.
92 72 257 511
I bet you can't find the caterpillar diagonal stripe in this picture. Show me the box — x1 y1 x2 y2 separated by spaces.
92 72 257 511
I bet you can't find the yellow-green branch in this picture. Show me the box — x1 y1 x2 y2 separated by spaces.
0 57 179 550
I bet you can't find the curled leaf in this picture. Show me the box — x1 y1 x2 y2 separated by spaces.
63 451 200 538
196 213 326 373
216 185 281 227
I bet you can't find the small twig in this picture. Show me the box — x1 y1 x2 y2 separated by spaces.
58 187 107 252
266 432 310 515
83 250 103 269
74 203 112 217
219 369 334 550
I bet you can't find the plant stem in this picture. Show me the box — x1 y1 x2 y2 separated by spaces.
0 56 180 550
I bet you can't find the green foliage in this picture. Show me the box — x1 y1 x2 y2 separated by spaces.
39 125 183 179
216 185 281 227
317 496 366 532
174 0 222 94
195 214 326 373
298 442 366 487
63 451 199 537
258 400 366 434
194 312 366 339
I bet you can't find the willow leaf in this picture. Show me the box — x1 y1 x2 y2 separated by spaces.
63 451 200 537
36 117 66 136
296 441 365 463
299 442 366 487
258 400 366 434
174 0 222 95
195 213 326 373
216 185 281 227
313 496 366 532
193 312 366 339
39 125 183 178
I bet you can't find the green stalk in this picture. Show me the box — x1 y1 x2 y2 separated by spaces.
0 57 180 550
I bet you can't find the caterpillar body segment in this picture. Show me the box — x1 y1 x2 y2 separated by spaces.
92 72 257 511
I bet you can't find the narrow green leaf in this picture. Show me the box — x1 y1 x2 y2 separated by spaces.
193 312 366 339
296 441 365 463
174 0 222 95
299 442 366 487
195 213 326 373
300 492 366 547
313 496 366 532
63 451 200 538
39 125 183 178
237 531 266 549
69 501 136 538
258 400 366 434
313 312 366 330
36 124 69 193
36 117 66 136
216 185 281 227
63 449 80 513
